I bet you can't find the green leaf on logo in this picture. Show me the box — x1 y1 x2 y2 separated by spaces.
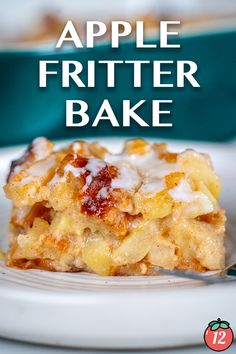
221 321 230 326
211 323 220 331
209 321 218 327
220 323 229 329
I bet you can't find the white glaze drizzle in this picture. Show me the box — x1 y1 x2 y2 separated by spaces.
31 137 51 161
168 179 214 214
111 166 141 191
18 156 55 185
140 178 166 196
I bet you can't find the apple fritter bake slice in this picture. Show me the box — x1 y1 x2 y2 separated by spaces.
4 137 225 275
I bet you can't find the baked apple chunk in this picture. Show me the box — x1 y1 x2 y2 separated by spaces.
4 137 226 275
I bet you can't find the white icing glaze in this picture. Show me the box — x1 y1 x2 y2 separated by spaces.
64 158 106 180
18 156 55 185
105 151 181 195
47 174 66 186
168 179 214 214
147 163 180 179
111 166 141 191
168 179 194 202
32 137 50 161
105 151 157 170
105 151 181 178
64 164 83 177
140 178 166 196
63 158 107 192
82 175 93 192
26 156 55 177
10 138 51 179
186 195 214 216
86 159 106 176
71 142 82 152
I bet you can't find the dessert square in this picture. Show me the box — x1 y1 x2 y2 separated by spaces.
4 138 225 275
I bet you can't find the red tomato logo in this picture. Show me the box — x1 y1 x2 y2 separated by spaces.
204 318 234 351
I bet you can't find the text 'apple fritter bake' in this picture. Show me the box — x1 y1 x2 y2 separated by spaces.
4 138 226 275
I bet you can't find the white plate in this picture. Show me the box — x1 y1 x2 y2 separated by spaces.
0 138 236 349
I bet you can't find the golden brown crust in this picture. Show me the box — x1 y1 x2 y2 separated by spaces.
4 138 226 276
